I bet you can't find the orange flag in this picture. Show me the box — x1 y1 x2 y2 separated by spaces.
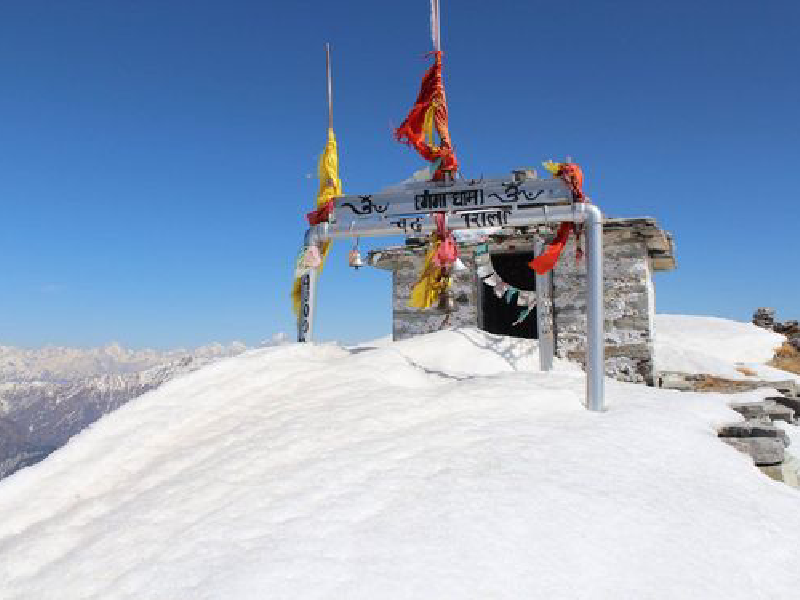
395 52 458 181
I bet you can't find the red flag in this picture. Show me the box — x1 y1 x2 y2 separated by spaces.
528 162 586 274
395 52 458 181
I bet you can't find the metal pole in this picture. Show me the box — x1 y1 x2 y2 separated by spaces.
437 0 442 52
298 227 322 342
297 269 316 342
432 0 441 52
534 238 554 372
582 203 605 411
325 43 333 130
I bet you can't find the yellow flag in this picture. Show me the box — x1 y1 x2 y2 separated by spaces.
291 128 342 316
316 127 342 206
408 238 448 309
542 160 561 176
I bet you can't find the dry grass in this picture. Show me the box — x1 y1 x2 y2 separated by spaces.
769 341 800 375
694 375 763 393
735 366 758 377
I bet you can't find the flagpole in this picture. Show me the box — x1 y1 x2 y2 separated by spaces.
432 0 441 52
325 43 333 129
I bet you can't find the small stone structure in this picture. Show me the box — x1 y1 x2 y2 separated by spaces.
368 217 675 385
753 308 800 352
719 395 800 488
753 307 776 330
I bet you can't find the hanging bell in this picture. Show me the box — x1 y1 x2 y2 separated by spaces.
348 245 364 269
452 257 467 272
437 289 456 312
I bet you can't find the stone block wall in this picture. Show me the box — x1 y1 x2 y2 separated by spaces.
552 229 656 384
390 251 478 340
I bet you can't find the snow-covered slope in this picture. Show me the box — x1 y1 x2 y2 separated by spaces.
655 314 789 380
0 328 798 599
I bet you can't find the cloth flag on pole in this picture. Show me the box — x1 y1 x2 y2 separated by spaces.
528 160 587 275
394 51 458 181
291 127 342 316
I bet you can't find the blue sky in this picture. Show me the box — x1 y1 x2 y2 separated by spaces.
1 0 798 349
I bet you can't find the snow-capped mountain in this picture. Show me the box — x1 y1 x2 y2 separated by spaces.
0 341 249 384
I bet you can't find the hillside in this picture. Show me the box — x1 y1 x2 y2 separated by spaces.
0 343 254 481
0 325 798 598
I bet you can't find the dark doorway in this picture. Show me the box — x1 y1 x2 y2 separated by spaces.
480 252 538 339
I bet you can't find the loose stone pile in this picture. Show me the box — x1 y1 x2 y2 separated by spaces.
718 395 800 487
752 307 776 329
753 307 800 351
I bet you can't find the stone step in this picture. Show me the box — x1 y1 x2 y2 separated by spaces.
766 395 800 415
722 437 785 467
718 420 789 466
764 400 795 424
729 400 796 424
717 420 789 442
729 402 768 420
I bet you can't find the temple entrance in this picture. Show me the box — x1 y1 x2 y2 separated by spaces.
479 252 538 339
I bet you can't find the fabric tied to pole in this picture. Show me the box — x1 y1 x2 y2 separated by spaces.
395 52 458 181
408 213 458 309
433 212 458 267
292 128 343 315
528 160 587 275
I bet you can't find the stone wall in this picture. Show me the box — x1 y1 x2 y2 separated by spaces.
379 235 544 341
387 249 479 340
552 227 655 384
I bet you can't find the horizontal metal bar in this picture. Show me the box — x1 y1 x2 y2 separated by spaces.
321 203 596 240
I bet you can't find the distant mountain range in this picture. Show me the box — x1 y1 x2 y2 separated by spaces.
0 340 290 480
0 341 250 384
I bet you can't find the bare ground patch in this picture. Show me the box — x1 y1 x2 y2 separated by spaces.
769 342 800 375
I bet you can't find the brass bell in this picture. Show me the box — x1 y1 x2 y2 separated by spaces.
437 289 456 312
348 241 364 269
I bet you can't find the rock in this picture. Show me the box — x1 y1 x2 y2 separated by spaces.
788 334 800 353
759 454 800 488
764 400 795 424
729 402 768 420
717 420 789 444
775 380 800 398
720 436 785 466
767 396 800 416
774 320 800 335
729 401 795 424
753 307 776 329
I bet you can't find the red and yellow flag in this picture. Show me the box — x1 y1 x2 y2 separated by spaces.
528 161 586 275
395 51 458 181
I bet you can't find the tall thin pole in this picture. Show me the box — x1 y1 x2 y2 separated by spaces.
300 45 333 344
431 0 441 52
535 238 554 372
583 204 605 411
325 43 333 129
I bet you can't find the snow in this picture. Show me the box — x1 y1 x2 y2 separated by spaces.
1 325 799 599
654 314 790 381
